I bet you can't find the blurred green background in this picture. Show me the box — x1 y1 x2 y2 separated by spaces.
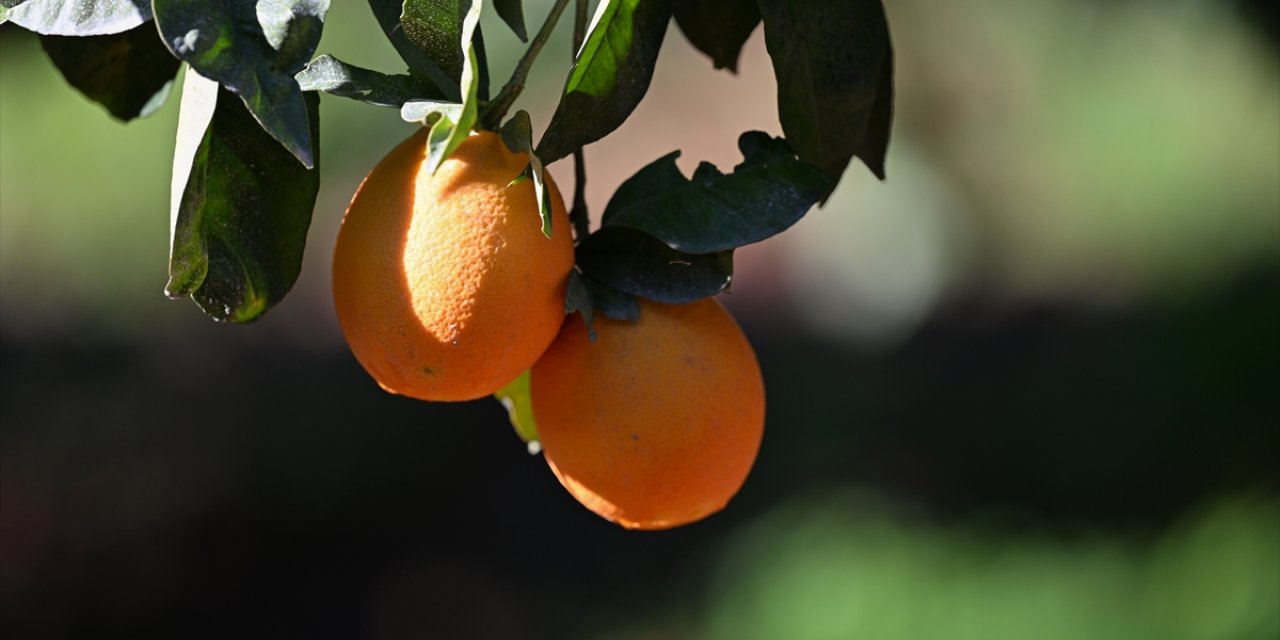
1 0 1277 638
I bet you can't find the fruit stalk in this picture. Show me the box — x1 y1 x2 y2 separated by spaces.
569 0 590 240
480 0 573 130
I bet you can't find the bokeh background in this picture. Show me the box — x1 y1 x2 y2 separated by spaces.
2 0 1278 637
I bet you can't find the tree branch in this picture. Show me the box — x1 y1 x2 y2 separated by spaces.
479 0 572 130
569 0 590 241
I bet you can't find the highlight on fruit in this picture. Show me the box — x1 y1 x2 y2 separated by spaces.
331 129 573 402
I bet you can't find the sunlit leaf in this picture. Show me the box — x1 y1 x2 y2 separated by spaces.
494 370 541 452
3 0 149 35
295 54 433 107
401 99 462 126
166 69 320 323
399 0 488 96
400 0 469 83
413 0 481 175
500 110 554 238
153 0 329 168
367 0 456 97
536 0 671 164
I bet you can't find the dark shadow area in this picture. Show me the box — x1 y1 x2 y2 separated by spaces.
2 262 1275 638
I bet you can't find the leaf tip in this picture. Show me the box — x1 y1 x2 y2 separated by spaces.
870 162 887 181
712 58 741 74
163 281 191 301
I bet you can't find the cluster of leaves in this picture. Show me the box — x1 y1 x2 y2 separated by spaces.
2 0 892 323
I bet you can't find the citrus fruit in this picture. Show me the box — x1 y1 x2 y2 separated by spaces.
332 129 574 402
530 297 765 530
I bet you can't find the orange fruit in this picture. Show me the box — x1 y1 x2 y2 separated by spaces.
332 129 574 401
530 297 765 530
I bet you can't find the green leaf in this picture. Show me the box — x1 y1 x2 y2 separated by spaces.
166 69 320 323
257 0 329 64
498 109 532 156
295 54 433 107
400 99 462 126
400 0 482 88
499 110 554 238
600 131 831 254
581 272 639 322
153 0 329 169
536 0 672 165
410 0 481 175
39 22 180 121
367 0 456 98
564 270 597 340
472 24 490 101
576 227 732 304
494 0 526 42
671 0 759 73
3 0 150 35
494 370 541 452
524 163 556 236
423 109 460 174
564 269 640 332
400 0 464 81
757 0 893 185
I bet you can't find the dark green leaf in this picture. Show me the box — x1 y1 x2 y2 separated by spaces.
411 0 481 175
499 110 553 238
153 0 329 168
400 0 477 87
671 0 759 72
600 131 831 253
498 108 532 157
565 269 640 329
581 272 640 321
494 0 526 41
473 24 490 101
295 54 433 107
367 0 456 98
576 227 732 304
536 0 671 165
865 45 894 178
564 270 597 340
166 70 320 323
3 0 149 35
40 22 180 121
757 0 893 185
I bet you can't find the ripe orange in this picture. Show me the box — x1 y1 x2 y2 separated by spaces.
530 298 765 530
332 129 574 401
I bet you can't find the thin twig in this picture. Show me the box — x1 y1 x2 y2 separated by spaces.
479 0 572 130
571 147 589 240
568 0 591 241
572 0 588 52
